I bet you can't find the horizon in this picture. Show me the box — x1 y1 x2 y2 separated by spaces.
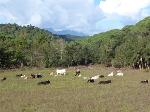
1 0 150 35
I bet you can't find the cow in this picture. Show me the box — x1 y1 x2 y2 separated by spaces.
75 68 80 76
24 77 28 80
37 74 43 78
145 61 150 70
87 75 100 83
21 75 26 78
133 57 150 70
99 80 111 84
91 75 100 80
132 62 139 69
87 79 95 83
116 70 123 76
1 77 6 81
141 80 148 84
99 75 104 78
31 74 43 78
56 69 66 75
16 74 23 77
38 80 51 85
78 74 82 77
31 74 36 78
108 72 113 77
49 72 54 76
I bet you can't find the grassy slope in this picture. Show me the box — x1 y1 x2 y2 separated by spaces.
0 66 150 112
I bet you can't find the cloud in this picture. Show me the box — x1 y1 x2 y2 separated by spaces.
0 0 103 34
100 0 150 15
97 0 150 32
0 0 150 35
99 0 150 19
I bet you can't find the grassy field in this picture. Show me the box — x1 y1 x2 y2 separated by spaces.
0 65 150 112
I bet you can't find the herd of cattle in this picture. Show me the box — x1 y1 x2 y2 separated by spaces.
0 68 149 85
132 57 150 70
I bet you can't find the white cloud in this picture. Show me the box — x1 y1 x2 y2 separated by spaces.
99 0 150 18
28 14 42 26
96 0 150 33
1 0 150 34
0 0 103 34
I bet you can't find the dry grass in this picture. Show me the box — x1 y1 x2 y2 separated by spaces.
0 65 150 112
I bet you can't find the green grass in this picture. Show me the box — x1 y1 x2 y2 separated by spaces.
0 65 150 112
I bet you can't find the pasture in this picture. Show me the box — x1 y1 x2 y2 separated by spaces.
0 65 150 112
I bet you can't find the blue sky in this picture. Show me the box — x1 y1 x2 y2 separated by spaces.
94 0 100 5
0 0 150 35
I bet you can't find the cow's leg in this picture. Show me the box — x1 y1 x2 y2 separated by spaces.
75 72 77 76
139 64 142 70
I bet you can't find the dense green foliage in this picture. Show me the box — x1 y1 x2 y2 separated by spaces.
0 17 150 68
77 17 150 67
0 24 65 68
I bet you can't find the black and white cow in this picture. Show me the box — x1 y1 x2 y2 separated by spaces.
99 80 111 84
1 77 6 81
141 80 148 84
38 80 51 85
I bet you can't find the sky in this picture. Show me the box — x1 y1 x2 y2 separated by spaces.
0 0 150 35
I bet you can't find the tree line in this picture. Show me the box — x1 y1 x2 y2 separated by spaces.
0 17 150 69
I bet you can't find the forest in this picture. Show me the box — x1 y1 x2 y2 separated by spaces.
0 17 150 69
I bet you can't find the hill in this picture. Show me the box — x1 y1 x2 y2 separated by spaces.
77 17 150 67
46 28 87 40
0 17 150 69
0 24 66 68
46 28 86 36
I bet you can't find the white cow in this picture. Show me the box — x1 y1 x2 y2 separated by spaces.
49 72 54 76
108 72 114 77
78 74 82 77
24 77 28 80
91 75 100 80
116 70 123 76
21 75 26 78
56 69 66 76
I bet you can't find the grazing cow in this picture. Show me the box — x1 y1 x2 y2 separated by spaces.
87 79 95 83
49 72 54 76
141 80 148 84
108 72 113 77
78 74 82 77
56 69 66 75
99 80 111 84
37 74 43 78
132 57 150 70
1 77 6 81
21 75 26 78
146 61 150 70
116 70 123 76
31 74 36 78
87 75 100 83
38 80 51 85
99 75 104 78
16 74 23 77
75 68 80 76
24 77 28 80
31 73 43 78
132 62 139 69
91 75 100 80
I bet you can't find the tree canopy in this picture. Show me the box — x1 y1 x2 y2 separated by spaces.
0 17 150 69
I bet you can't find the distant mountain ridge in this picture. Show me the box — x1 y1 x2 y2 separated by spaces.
46 28 86 37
